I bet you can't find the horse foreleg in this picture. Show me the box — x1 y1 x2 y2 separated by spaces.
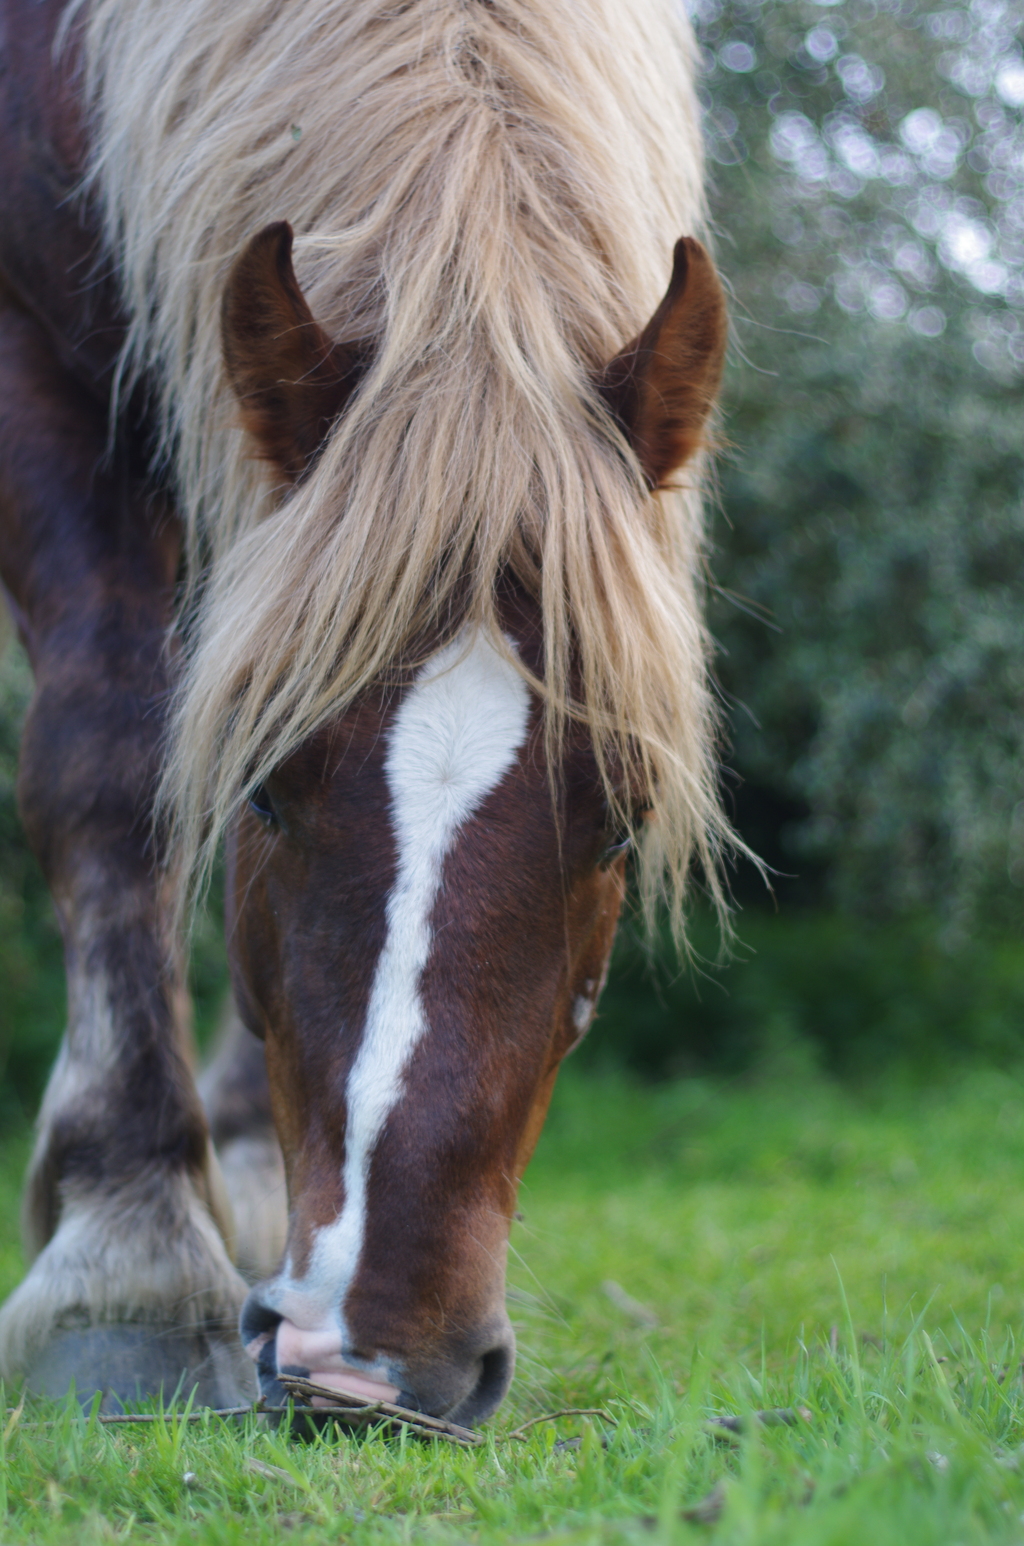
199 1007 288 1283
0 298 252 1408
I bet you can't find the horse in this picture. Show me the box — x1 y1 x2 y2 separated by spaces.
0 0 731 1423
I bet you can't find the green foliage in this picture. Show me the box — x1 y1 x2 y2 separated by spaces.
587 908 1024 1078
699 0 1024 925
8 1064 1024 1541
714 329 1024 927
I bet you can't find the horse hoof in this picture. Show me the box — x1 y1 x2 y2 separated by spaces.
24 1324 258 1412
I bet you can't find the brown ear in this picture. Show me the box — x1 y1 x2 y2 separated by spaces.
599 237 727 489
221 221 364 481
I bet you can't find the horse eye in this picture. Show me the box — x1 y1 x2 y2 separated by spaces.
248 784 278 827
600 829 633 867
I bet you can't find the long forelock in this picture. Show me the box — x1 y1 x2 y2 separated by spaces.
75 0 737 938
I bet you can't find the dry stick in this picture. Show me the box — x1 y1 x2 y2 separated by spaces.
706 1407 812 1436
8 1400 623 1444
506 1408 617 1441
277 1376 483 1447
6 1389 481 1446
96 1407 259 1424
245 1456 301 1486
602 1280 659 1330
9 1407 263 1429
6 1405 382 1429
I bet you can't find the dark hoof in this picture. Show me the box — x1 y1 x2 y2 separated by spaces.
25 1324 258 1412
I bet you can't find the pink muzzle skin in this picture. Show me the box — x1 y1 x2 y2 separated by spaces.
266 1318 401 1405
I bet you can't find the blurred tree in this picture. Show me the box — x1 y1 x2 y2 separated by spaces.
698 0 1024 931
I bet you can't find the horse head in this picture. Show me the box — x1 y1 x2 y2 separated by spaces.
215 221 726 1424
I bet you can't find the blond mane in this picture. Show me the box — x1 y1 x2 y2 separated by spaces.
75 0 736 937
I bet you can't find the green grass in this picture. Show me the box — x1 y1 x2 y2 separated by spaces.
6 1063 1024 1542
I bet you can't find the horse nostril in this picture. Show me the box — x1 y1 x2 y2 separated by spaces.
239 1289 284 1381
240 1289 282 1351
448 1336 515 1426
477 1342 513 1408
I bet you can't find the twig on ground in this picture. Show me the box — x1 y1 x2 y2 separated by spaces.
246 1456 301 1486
707 1407 812 1437
6 1406 258 1428
5 1391 485 1447
602 1280 659 1329
506 1408 617 1441
8 1396 622 1446
4 1403 428 1431
277 1375 483 1446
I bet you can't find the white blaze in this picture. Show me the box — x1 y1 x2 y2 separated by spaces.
286 631 530 1344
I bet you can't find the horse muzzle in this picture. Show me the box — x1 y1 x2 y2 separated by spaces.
240 1285 515 1426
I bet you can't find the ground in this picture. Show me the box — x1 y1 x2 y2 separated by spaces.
4 1061 1024 1543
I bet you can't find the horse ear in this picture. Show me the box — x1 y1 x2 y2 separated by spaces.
598 237 727 489
221 221 364 481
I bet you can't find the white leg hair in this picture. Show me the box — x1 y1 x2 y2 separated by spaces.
0 1167 247 1380
0 959 247 1382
